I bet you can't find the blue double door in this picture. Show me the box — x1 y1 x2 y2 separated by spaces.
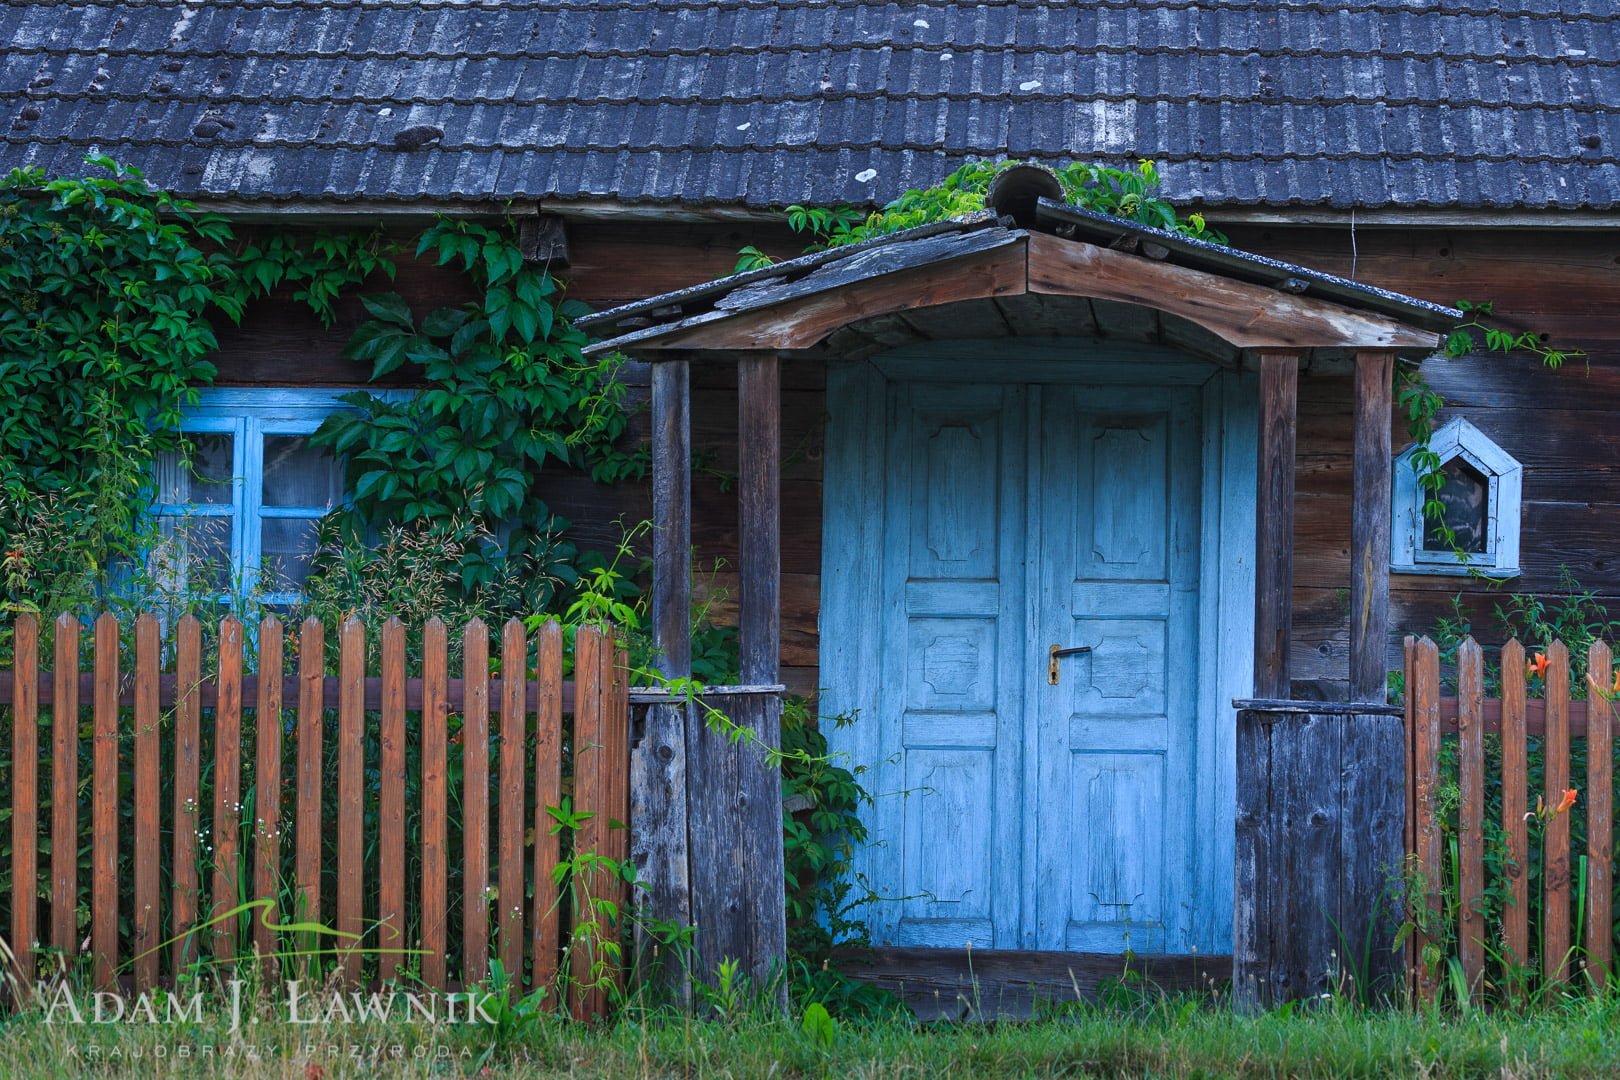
854 378 1205 953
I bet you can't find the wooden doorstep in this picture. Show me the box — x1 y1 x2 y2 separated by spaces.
833 946 1231 1017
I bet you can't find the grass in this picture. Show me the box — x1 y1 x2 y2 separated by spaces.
6 983 1620 1079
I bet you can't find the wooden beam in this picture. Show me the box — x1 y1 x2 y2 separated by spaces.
650 357 692 677
637 239 1029 352
1349 351 1396 700
732 352 787 1003
1254 353 1300 698
1027 232 1439 351
738 351 782 684
632 356 694 994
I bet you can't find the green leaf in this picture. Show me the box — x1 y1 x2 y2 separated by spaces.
359 292 415 330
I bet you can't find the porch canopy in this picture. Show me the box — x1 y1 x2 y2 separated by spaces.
578 173 1457 995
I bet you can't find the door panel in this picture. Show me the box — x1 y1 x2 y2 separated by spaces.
1035 386 1203 954
880 383 1026 948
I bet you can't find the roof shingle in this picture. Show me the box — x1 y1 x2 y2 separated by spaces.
2 0 1617 211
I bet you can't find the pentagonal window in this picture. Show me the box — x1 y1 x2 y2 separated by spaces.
1392 417 1522 578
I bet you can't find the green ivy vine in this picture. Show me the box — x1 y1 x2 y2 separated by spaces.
311 220 644 610
736 158 1225 271
1402 300 1583 558
0 155 391 614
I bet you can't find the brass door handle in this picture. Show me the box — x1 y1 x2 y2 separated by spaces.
1048 644 1092 685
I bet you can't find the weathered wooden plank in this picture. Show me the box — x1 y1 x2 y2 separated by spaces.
11 614 38 984
91 613 119 989
1349 351 1395 701
1500 640 1530 989
738 350 782 687
1402 637 1417 996
651 356 692 676
1254 352 1300 698
833 946 1231 1014
1027 232 1440 351
498 618 527 987
421 618 449 989
530 620 563 1002
633 239 1028 353
132 614 160 989
172 615 202 973
377 618 407 984
295 618 324 952
213 616 243 964
1410 636 1443 1003
604 639 631 1004
1456 638 1486 992
462 619 491 986
1233 708 1271 1010
1544 640 1572 985
641 354 694 987
336 617 364 985
571 625 607 1019
50 614 79 960
1586 641 1614 989
253 616 284 972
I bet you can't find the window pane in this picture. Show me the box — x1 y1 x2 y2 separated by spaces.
154 433 234 505
262 435 341 509
1423 458 1489 554
260 517 322 592
153 515 234 594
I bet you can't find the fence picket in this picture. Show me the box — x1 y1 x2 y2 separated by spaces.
1588 642 1614 988
570 625 603 1018
0 609 628 1018
133 614 161 989
254 616 284 972
1457 638 1485 992
51 614 79 960
337 617 365 986
213 617 243 964
421 618 449 989
296 617 324 957
462 619 491 986
531 620 563 1002
499 618 527 987
1409 635 1442 1003
1545 640 1572 984
377 618 406 984
173 615 202 973
91 613 119 989
11 614 38 984
1501 640 1529 988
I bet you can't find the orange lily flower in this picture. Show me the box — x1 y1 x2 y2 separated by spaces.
1557 788 1579 815
1611 668 1620 695
1528 653 1551 679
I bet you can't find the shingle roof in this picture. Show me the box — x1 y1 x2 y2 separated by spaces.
3 0 1617 212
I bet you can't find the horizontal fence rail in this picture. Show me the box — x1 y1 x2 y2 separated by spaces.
1406 635 1615 1003
0 612 629 1017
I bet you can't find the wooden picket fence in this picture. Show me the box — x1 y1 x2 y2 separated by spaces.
0 611 629 1016
1406 635 1615 1001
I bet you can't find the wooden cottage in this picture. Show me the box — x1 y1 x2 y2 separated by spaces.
5 0 1618 1005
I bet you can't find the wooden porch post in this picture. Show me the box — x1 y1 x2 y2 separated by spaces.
632 354 693 994
737 350 788 990
684 349 788 998
1349 351 1395 702
1344 349 1405 996
651 356 693 677
1253 352 1300 698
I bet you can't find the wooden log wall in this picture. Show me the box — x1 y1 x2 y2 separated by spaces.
213 220 1620 695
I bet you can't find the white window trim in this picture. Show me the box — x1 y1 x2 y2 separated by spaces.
155 388 382 604
1391 416 1522 578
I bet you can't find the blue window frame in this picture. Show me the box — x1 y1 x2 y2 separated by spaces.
152 389 354 605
